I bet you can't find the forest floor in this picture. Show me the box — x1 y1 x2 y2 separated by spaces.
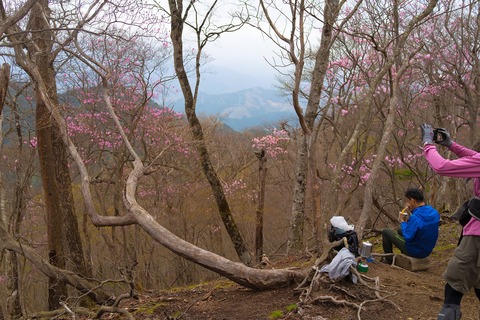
110 219 479 320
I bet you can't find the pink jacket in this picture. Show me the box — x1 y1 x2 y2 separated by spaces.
424 142 480 236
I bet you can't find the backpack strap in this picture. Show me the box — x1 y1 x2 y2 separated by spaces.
468 197 480 220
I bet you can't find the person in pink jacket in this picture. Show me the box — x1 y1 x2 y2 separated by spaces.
421 124 480 320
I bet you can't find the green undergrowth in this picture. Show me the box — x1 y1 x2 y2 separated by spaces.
269 310 284 319
269 304 298 319
134 302 170 316
431 242 457 257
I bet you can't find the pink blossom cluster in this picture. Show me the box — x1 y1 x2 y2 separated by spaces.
223 179 247 196
251 128 290 159
63 82 192 161
28 137 37 148
331 151 423 186
79 110 185 152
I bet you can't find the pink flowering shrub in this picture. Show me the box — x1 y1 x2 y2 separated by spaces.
251 128 290 159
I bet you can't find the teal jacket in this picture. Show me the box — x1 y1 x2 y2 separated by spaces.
400 205 440 258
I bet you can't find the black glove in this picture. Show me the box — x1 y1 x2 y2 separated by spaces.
434 128 452 147
420 123 434 145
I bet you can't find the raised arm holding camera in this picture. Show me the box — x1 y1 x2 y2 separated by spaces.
421 123 480 320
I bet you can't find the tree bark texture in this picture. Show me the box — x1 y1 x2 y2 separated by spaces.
302 0 341 253
0 63 8 115
255 150 267 263
167 0 252 265
287 134 307 254
355 0 439 239
0 63 23 319
29 0 89 308
129 203 304 290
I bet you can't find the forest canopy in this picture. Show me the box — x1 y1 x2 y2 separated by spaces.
0 0 478 318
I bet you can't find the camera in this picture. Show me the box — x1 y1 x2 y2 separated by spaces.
433 128 447 143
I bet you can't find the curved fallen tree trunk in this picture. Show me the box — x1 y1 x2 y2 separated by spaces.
77 81 305 290
14 41 306 294
131 203 304 290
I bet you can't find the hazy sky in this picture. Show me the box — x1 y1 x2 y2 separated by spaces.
205 25 279 88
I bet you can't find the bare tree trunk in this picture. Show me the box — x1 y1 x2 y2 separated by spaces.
131 203 304 289
0 63 23 319
52 125 90 276
261 0 343 255
36 99 68 309
304 0 341 252
286 134 307 254
29 2 65 308
6 139 33 320
356 0 438 239
5 253 21 319
255 150 267 263
28 0 89 308
356 93 399 239
167 0 252 265
0 63 8 115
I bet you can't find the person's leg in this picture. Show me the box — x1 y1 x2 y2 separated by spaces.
438 236 480 319
395 228 409 254
438 284 463 319
382 228 394 254
444 283 463 305
382 228 406 254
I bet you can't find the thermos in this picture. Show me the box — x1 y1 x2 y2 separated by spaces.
359 241 372 258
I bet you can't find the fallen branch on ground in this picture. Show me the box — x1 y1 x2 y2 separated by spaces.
308 294 362 309
295 237 347 293
295 237 402 320
95 261 138 319
30 307 95 319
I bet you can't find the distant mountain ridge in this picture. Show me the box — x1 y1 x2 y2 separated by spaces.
173 87 297 131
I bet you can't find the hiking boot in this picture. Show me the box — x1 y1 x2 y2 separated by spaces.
437 304 462 320
380 256 393 265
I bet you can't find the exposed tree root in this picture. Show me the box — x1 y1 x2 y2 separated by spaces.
295 237 401 320
309 294 362 309
95 305 135 320
295 238 347 293
31 307 95 319
95 261 138 319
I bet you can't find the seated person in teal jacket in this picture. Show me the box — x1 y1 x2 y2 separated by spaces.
381 188 440 264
